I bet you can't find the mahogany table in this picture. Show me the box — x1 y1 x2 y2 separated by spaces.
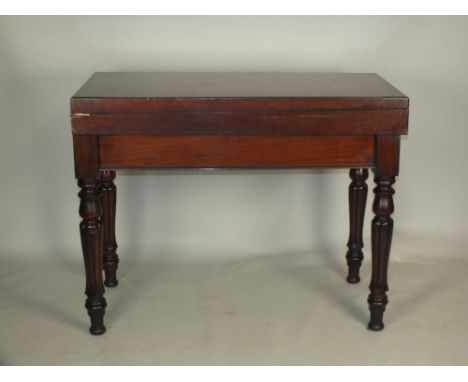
71 72 409 335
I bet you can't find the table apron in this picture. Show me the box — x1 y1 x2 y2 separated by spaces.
98 135 375 169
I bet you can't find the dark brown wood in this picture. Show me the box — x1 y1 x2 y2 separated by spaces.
375 135 401 176
100 170 119 287
99 135 375 169
78 178 106 335
346 168 369 283
71 73 408 136
73 135 99 178
368 174 395 331
71 72 407 106
72 96 408 115
72 109 408 136
70 72 408 334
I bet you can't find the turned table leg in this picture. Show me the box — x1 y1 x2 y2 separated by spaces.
346 168 368 283
367 174 395 331
100 170 119 287
78 178 107 335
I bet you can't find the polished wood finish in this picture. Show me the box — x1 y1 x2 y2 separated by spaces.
346 168 369 284
72 97 408 115
368 174 395 331
375 135 401 175
71 72 408 335
78 178 106 335
100 170 119 287
72 110 408 136
71 73 408 136
72 72 408 101
99 135 374 169
73 135 98 178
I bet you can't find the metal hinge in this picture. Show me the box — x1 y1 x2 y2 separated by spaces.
71 113 91 117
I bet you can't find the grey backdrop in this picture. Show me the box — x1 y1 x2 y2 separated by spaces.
1 16 467 265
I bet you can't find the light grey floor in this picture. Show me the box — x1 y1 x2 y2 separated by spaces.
1 251 468 365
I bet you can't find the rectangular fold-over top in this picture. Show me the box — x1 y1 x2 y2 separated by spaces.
71 72 409 136
71 72 408 115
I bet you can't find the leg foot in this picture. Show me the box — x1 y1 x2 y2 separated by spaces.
368 322 384 331
347 274 360 284
367 292 387 331
104 273 118 288
346 168 368 284
87 298 107 335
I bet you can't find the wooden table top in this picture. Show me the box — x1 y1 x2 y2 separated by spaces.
71 72 408 114
71 72 409 136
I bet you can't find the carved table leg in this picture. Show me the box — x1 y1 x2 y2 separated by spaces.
346 168 368 283
368 174 395 331
78 178 107 335
100 170 119 287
